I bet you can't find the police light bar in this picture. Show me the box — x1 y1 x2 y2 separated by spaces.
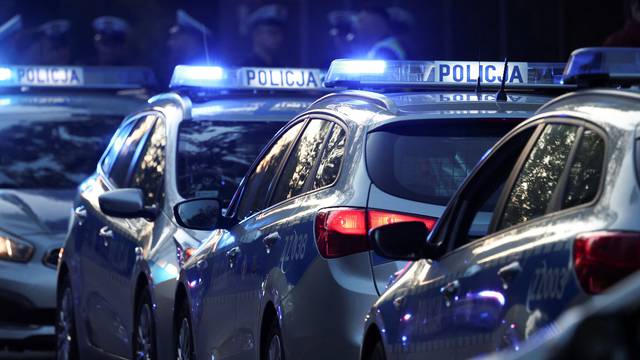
562 47 640 85
324 59 566 89
170 65 324 90
0 66 157 89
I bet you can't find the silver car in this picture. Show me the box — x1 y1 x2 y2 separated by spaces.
174 59 568 359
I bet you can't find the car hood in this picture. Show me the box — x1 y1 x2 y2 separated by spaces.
0 189 75 238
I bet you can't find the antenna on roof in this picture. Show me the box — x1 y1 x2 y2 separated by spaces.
475 60 482 97
495 58 508 102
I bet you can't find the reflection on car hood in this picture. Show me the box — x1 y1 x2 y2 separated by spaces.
0 189 75 237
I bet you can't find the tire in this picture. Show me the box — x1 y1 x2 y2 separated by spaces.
261 317 285 360
368 341 386 360
175 300 195 360
133 289 157 360
56 276 78 360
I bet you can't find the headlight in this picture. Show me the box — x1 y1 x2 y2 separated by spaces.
0 235 34 262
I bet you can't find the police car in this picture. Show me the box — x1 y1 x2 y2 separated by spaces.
361 47 640 360
0 65 154 353
56 66 325 360
172 58 569 360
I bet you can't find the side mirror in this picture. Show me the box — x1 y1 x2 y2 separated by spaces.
173 198 221 231
369 221 433 261
99 188 157 219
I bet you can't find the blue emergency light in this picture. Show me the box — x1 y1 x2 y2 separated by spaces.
324 59 567 89
562 47 640 85
170 65 325 90
0 66 157 89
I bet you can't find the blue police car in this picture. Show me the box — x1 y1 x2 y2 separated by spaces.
172 59 570 360
361 47 640 360
56 66 326 360
0 65 154 353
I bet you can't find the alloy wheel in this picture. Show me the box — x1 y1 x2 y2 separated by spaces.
56 287 74 360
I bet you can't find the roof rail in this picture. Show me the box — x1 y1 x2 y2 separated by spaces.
148 92 192 120
310 90 397 113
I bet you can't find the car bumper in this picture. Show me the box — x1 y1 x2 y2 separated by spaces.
0 256 58 344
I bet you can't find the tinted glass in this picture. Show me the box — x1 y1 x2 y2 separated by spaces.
0 114 122 189
236 122 304 220
562 129 605 209
271 120 333 204
109 115 156 187
176 120 284 205
102 121 134 175
313 125 346 189
366 120 517 205
131 118 166 206
499 124 578 230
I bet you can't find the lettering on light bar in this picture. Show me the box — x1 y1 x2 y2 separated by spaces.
170 65 324 90
325 59 565 88
0 66 156 89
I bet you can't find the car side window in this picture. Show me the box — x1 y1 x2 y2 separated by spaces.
235 122 304 220
271 119 333 204
498 124 579 230
313 124 346 189
109 115 156 187
101 120 134 175
445 126 538 249
562 128 605 209
131 117 167 207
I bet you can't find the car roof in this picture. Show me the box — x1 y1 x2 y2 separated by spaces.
307 90 557 129
190 95 319 122
0 91 146 117
530 88 640 132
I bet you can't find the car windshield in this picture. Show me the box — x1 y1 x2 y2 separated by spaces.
366 119 521 206
0 113 123 189
176 120 284 205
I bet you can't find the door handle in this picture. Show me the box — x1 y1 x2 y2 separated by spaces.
74 205 87 225
99 226 113 247
440 280 460 306
497 261 522 289
262 232 280 254
226 247 240 269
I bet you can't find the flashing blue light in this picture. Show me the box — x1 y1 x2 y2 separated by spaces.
0 67 12 81
325 59 566 89
563 47 640 85
0 66 156 89
170 65 325 90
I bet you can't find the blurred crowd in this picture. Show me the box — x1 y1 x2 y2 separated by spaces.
0 3 416 80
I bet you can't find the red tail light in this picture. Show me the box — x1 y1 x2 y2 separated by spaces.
315 208 437 259
574 231 640 294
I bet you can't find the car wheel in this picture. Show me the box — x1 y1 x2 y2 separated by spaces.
56 276 78 360
368 341 386 360
176 300 194 360
262 318 285 360
133 290 157 360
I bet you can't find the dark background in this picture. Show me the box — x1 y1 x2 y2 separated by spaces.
0 0 628 67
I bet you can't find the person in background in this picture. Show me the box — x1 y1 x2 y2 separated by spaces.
38 19 73 65
92 16 132 66
327 10 358 62
604 0 640 47
242 4 287 67
167 9 213 68
355 5 407 60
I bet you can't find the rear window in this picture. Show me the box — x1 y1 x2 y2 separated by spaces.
366 120 519 205
176 120 284 205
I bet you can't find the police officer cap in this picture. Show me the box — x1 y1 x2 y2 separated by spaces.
170 9 211 37
92 16 130 35
247 4 288 29
39 19 71 38
386 6 414 33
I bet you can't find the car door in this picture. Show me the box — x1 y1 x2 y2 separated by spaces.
103 114 167 358
233 118 340 358
385 123 541 359
195 121 305 359
83 113 159 356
